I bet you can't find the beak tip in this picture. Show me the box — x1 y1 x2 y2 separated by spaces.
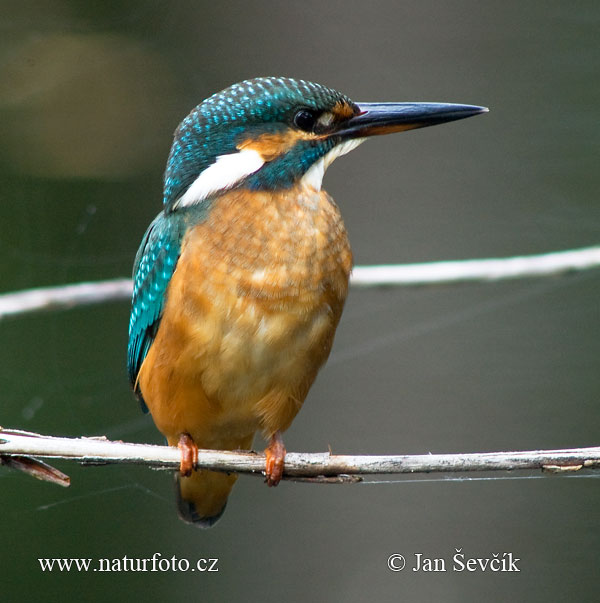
456 104 489 118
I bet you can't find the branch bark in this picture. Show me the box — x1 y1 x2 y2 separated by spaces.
0 279 132 320
1 428 598 487
350 245 600 287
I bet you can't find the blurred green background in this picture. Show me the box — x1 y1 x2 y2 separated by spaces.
1 1 598 601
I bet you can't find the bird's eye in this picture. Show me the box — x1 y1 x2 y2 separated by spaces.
293 109 317 132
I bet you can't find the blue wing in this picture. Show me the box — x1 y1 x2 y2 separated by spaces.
127 212 184 410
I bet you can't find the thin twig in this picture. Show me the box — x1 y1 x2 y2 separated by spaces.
1 428 598 487
0 279 132 320
1 245 599 320
350 245 600 287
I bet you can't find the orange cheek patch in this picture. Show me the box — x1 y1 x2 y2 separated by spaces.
332 100 357 120
237 131 294 161
237 130 317 161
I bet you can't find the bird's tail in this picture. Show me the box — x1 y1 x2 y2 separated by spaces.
175 470 238 528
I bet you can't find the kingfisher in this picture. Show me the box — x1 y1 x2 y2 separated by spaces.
127 76 486 527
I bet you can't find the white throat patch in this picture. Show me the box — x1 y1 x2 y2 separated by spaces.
175 148 265 207
300 137 366 191
175 136 366 206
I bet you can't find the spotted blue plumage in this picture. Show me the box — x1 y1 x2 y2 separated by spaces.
128 215 180 407
162 77 353 208
128 204 211 408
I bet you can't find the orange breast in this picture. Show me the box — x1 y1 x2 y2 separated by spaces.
137 185 352 450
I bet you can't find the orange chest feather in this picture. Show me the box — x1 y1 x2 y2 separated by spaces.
139 186 352 441
184 186 352 304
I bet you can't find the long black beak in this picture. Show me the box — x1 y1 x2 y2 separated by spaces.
339 102 488 138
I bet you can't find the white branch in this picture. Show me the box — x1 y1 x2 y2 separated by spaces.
1 246 599 320
0 279 133 320
1 429 598 487
350 245 600 286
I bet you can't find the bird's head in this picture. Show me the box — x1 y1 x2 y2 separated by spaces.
163 77 486 210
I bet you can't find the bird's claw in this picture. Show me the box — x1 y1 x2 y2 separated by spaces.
264 431 286 487
178 433 198 477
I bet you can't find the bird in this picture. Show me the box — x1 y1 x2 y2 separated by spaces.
127 76 486 527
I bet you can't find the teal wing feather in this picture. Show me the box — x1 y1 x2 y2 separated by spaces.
127 212 184 410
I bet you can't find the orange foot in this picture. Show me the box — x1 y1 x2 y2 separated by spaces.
264 431 286 487
178 433 198 477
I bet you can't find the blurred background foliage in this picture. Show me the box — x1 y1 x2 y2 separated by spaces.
0 2 598 601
